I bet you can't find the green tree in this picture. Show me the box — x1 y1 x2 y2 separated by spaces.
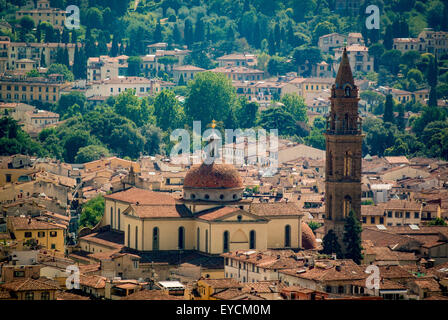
113 89 151 127
75 145 110 163
46 64 74 82
321 230 343 258
308 221 322 233
184 72 236 127
428 217 447 226
79 195 105 229
383 94 395 123
281 93 307 123
343 210 363 264
153 90 183 131
127 56 143 76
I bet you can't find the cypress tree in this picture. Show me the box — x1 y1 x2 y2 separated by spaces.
63 46 69 67
40 52 46 68
321 230 343 258
61 28 69 43
154 20 162 43
428 57 438 107
178 73 185 86
383 24 394 50
173 23 181 44
396 103 406 131
110 35 119 57
194 18 205 43
184 19 193 47
342 210 363 264
383 94 395 123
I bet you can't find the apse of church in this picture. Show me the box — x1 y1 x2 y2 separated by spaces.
324 48 364 245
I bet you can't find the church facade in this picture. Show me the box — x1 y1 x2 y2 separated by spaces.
324 48 364 246
99 162 316 255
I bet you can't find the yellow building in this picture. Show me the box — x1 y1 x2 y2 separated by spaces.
0 73 69 103
7 216 65 253
100 161 312 255
189 278 243 300
15 0 66 29
289 77 333 99
0 278 59 300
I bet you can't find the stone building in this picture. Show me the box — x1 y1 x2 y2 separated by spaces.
324 48 363 247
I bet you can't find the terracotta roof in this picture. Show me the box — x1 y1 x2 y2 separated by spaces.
184 163 243 189
249 202 303 216
200 278 243 289
8 216 63 230
104 188 176 205
0 278 59 291
384 156 410 165
128 203 191 218
79 275 106 289
211 288 244 299
56 291 90 300
302 222 317 250
412 278 441 292
173 65 205 71
196 207 243 221
121 289 184 300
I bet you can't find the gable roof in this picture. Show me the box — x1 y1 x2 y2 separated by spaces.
104 188 176 205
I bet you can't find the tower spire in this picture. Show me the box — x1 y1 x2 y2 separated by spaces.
335 47 354 88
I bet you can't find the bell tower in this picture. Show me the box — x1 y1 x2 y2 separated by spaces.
324 48 363 248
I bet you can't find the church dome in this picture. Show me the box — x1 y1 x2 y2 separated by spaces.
184 163 243 189
301 222 317 250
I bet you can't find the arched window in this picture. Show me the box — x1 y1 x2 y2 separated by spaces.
344 113 349 130
204 194 209 200
223 231 229 253
117 209 120 230
345 86 351 97
127 224 130 247
197 227 200 251
178 227 185 250
328 152 333 176
285 225 291 247
110 207 113 228
205 229 209 253
135 226 138 250
344 151 352 177
153 227 159 251
220 194 224 200
249 230 256 249
344 195 352 217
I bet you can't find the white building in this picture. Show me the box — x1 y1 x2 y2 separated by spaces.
334 44 374 74
86 76 160 98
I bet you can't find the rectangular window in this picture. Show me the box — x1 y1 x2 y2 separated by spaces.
415 212 419 218
371 217 375 224
38 231 45 237
14 271 25 277
50 231 57 237
406 212 410 219
24 232 32 238
388 211 392 218
51 244 56 249
362 217 366 223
